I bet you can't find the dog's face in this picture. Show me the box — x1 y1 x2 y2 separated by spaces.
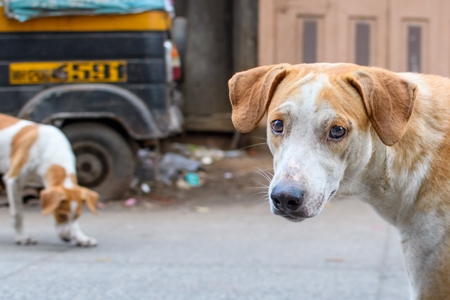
40 183 98 240
265 73 374 221
229 63 417 222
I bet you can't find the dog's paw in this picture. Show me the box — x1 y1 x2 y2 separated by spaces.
58 231 72 243
15 236 37 246
76 236 97 247
59 235 71 243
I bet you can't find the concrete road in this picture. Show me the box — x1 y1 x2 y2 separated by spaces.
0 195 409 300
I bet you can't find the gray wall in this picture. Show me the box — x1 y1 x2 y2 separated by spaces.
174 0 257 132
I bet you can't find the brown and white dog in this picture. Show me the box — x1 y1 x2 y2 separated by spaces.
0 114 98 246
229 63 450 299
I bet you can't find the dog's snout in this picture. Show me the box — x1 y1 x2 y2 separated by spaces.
271 183 304 212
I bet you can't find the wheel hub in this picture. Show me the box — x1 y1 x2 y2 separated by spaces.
72 142 109 187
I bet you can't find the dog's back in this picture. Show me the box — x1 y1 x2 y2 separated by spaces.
0 114 34 175
0 113 75 180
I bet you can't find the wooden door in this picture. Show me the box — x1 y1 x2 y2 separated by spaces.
259 0 448 76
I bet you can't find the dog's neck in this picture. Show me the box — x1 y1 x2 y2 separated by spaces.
351 135 436 227
346 98 450 297
345 93 450 228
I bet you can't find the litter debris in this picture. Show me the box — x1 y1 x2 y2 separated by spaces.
129 177 140 190
176 178 191 190
135 149 157 179
326 257 344 263
140 182 151 194
224 172 233 179
170 143 243 163
196 206 210 213
97 202 106 209
124 198 137 207
224 150 241 158
159 152 202 185
201 156 213 165
185 172 200 187
133 143 244 189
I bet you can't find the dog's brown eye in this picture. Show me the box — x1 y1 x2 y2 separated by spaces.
271 120 284 134
329 126 346 140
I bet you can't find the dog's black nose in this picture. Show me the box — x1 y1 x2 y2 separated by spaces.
271 183 304 212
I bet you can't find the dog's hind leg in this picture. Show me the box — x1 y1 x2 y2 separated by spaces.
4 175 37 245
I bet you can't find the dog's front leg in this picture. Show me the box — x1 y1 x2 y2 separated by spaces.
71 221 97 247
4 176 37 245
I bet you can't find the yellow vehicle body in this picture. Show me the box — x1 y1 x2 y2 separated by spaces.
0 6 180 199
0 7 171 32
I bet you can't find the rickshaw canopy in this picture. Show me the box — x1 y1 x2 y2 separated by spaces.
3 0 173 22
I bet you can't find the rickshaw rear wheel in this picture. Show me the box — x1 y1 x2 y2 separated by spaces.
62 122 135 200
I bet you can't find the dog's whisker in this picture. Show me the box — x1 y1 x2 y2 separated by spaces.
250 186 269 192
253 180 270 187
238 143 268 151
248 184 269 189
257 177 271 185
249 193 267 199
250 136 267 141
254 195 269 202
256 169 274 178
249 191 269 198
255 168 273 183
254 196 270 210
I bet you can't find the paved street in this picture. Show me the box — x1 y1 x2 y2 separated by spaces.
0 193 409 300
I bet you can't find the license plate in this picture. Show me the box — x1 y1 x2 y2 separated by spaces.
9 61 127 85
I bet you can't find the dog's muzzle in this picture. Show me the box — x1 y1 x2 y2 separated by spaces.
270 182 309 221
271 183 304 212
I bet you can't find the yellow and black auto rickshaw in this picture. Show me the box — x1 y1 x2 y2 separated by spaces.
0 0 184 199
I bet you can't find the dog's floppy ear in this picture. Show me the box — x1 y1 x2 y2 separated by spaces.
80 187 99 214
228 64 292 133
40 187 65 215
346 68 417 146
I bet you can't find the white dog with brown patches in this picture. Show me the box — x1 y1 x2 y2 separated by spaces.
0 114 98 247
229 63 450 299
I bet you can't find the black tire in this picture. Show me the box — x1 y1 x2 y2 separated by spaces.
62 122 135 200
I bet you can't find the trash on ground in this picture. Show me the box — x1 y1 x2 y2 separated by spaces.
124 198 137 207
170 143 243 163
176 178 191 190
97 202 106 209
196 206 210 213
133 143 244 189
135 149 157 178
326 257 344 263
185 172 200 187
224 150 241 158
224 172 233 179
201 156 213 165
159 152 202 185
140 182 151 194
